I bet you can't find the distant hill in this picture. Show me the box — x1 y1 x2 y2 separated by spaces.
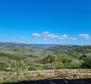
0 42 56 49
46 45 91 55
0 42 91 71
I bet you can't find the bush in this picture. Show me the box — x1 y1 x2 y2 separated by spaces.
66 60 82 69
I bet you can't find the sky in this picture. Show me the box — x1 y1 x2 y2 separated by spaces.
0 0 91 44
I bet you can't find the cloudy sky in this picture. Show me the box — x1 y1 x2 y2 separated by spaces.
0 0 91 44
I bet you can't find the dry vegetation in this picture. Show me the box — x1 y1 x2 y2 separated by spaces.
0 69 91 83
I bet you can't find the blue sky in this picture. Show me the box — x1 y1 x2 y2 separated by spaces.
0 0 91 44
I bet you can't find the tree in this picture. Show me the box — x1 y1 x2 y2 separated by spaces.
67 60 81 69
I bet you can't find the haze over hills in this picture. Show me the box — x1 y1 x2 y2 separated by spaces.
0 42 57 49
0 42 91 49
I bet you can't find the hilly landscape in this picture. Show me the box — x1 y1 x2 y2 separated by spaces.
0 42 91 72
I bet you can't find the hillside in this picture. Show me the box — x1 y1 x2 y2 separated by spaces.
0 42 91 71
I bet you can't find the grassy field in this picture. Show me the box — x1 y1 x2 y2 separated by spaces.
0 69 91 83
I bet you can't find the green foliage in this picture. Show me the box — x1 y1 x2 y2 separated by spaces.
66 60 82 69
0 43 91 83
43 63 55 70
62 56 71 63
0 62 8 71
56 62 64 69
0 43 91 72
85 55 91 68
28 63 44 70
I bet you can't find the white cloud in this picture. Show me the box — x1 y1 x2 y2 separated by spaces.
70 37 77 40
43 32 59 39
62 34 68 38
58 34 68 39
42 32 68 39
43 31 49 36
45 34 59 39
32 33 40 37
32 32 77 40
31 32 91 41
79 34 90 40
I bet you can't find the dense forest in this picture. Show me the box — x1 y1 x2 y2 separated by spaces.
0 42 91 71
